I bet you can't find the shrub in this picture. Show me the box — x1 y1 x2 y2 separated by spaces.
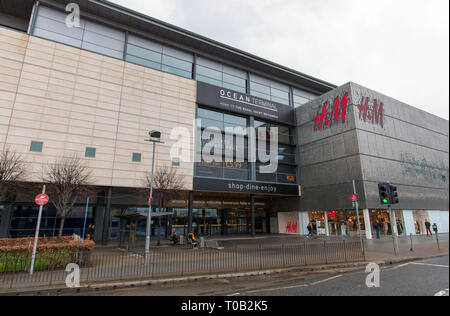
0 236 95 273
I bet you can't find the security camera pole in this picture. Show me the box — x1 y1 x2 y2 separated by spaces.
144 131 163 265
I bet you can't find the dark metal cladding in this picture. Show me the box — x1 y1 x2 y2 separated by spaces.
297 82 449 212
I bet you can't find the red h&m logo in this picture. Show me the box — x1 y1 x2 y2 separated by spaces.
314 93 349 132
286 221 298 233
358 96 384 127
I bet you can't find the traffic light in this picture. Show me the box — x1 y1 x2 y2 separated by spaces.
390 185 399 205
378 183 391 205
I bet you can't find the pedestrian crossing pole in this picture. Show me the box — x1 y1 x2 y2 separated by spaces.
352 180 365 258
388 205 399 256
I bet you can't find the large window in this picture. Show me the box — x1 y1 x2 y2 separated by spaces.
254 120 297 184
293 88 317 108
196 108 249 181
9 205 94 238
196 108 298 184
196 57 247 93
250 74 290 106
125 35 193 79
33 6 126 59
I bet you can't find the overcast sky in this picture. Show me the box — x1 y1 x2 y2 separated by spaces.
110 0 449 120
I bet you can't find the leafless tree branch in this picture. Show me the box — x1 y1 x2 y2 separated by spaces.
42 155 93 241
0 148 27 205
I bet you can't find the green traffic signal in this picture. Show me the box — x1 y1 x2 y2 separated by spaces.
378 183 392 205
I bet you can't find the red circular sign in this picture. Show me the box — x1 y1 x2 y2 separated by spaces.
349 194 358 202
35 194 49 206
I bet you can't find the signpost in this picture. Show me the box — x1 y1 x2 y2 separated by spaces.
30 185 49 275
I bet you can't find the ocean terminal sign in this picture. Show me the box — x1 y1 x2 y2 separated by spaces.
197 82 295 126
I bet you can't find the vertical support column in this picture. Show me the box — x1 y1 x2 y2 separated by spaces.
249 116 256 181
94 196 105 242
27 1 40 35
101 187 112 245
265 211 271 234
324 211 330 237
300 212 309 235
363 209 373 240
250 194 256 237
0 205 13 238
187 191 194 234
221 209 228 235
391 210 398 236
402 210 416 236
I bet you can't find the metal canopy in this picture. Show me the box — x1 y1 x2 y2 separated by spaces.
115 212 174 219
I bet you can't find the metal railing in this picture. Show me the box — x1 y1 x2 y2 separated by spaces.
0 240 364 290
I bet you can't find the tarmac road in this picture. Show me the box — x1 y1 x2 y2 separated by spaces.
63 256 449 297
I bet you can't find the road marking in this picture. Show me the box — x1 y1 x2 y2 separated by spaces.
410 263 449 268
244 283 309 294
309 275 343 285
236 274 343 295
228 293 241 296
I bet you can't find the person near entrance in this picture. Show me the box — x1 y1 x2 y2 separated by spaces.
382 219 389 236
187 232 199 248
425 220 433 236
307 222 313 238
432 223 438 235
373 220 381 239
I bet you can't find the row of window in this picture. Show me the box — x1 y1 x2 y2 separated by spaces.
31 6 318 109
28 141 178 164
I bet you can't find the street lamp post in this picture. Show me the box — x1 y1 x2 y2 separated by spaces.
144 131 163 265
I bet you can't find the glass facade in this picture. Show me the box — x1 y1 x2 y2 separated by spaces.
293 88 317 108
8 205 95 238
254 120 297 185
196 107 298 185
125 35 193 79
196 107 250 181
196 57 247 93
31 6 319 109
33 6 126 59
171 208 269 237
250 74 291 106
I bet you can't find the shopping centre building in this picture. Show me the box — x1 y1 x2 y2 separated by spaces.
0 0 448 243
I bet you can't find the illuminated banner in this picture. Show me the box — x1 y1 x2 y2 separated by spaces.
197 82 296 126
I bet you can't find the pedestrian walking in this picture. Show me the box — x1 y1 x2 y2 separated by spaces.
307 222 313 238
86 224 95 240
432 223 438 235
382 219 389 236
373 220 381 239
312 221 317 237
425 220 432 236
397 219 404 236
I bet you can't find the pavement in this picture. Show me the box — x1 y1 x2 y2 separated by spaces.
0 233 447 296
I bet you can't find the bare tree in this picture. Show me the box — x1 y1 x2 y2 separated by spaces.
43 156 92 241
143 165 185 246
0 148 27 205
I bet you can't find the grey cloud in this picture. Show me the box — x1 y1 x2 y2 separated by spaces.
111 0 449 120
